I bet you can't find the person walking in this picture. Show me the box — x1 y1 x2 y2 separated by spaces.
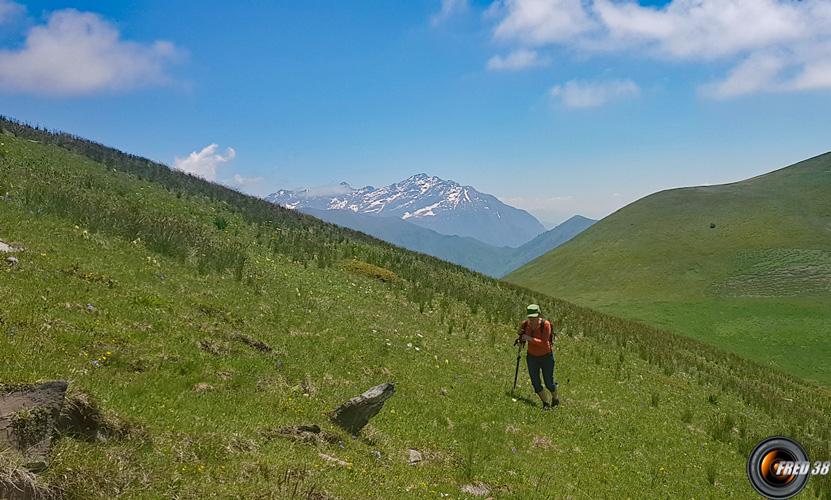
516 304 559 410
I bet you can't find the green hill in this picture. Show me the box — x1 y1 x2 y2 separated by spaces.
507 153 831 384
1 120 830 498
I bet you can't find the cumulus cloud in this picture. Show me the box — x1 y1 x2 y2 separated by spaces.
0 0 24 25
492 0 595 44
487 48 549 71
431 0 468 26
0 7 181 95
550 79 639 108
301 183 356 198
231 174 265 188
486 0 831 97
173 144 236 181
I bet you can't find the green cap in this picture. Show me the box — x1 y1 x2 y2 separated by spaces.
526 304 540 318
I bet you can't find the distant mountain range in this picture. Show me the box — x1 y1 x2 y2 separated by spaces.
267 174 545 248
292 208 594 278
266 173 595 275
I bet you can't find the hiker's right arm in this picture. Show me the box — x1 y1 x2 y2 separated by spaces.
515 324 526 345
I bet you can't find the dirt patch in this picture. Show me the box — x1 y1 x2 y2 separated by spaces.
263 424 340 446
231 332 272 353
0 381 67 471
56 391 135 443
531 435 552 449
192 383 214 394
198 339 228 356
0 453 61 500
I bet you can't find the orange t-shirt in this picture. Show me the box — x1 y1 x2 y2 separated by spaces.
520 319 553 356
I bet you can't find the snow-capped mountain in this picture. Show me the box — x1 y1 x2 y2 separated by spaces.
266 174 546 247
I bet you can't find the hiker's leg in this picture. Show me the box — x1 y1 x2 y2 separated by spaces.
527 355 550 404
542 353 556 392
544 353 559 404
526 355 545 401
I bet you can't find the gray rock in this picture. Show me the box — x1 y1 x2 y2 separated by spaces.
407 448 422 465
5 256 18 265
0 381 68 471
460 482 491 497
330 382 394 435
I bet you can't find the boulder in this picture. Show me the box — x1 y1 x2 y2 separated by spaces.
0 241 23 253
330 383 394 435
0 381 68 471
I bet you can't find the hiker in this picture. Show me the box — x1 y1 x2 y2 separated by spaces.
516 304 558 409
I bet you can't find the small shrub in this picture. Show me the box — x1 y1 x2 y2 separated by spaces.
213 216 229 231
710 413 736 444
680 407 693 424
339 259 398 283
706 463 717 485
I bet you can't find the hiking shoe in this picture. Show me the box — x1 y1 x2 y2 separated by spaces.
542 402 551 411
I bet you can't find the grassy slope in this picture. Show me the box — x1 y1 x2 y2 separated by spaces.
507 153 831 384
1 133 830 498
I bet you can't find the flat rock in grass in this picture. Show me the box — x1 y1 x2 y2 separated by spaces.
460 482 491 497
0 241 23 253
407 448 422 465
0 381 68 471
5 256 18 266
319 453 349 467
330 382 395 435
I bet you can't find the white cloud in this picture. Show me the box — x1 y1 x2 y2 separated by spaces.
487 48 549 71
492 0 596 44
702 52 787 99
0 0 24 25
431 0 468 26
550 79 639 108
173 144 236 181
301 183 356 198
487 0 831 97
231 174 265 188
0 8 181 95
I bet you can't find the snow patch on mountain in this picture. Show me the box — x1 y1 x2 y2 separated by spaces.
266 173 546 247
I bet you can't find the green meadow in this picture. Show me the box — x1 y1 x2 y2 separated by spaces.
1 123 830 498
508 152 831 386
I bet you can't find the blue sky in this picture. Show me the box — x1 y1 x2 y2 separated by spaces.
1 1 830 226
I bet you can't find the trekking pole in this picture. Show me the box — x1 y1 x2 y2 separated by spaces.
511 339 523 397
